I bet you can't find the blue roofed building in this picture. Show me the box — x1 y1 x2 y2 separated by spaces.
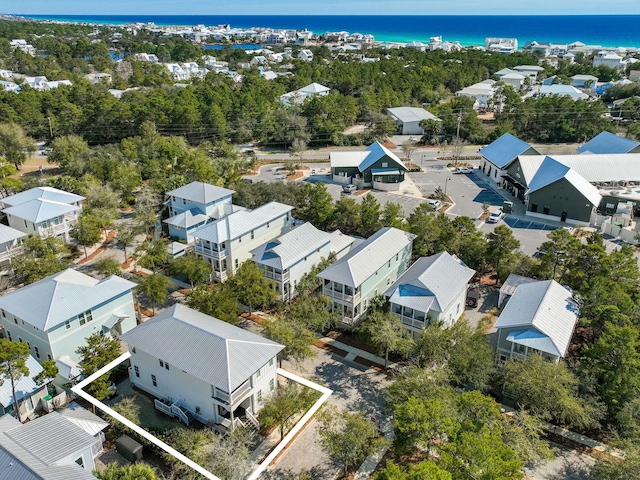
494 279 579 363
384 252 475 337
479 133 540 186
577 131 640 154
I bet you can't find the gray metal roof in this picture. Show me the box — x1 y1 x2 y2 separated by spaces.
386 107 441 124
577 131 640 154
540 154 640 183
120 304 283 392
384 252 475 313
163 210 209 228
330 141 407 173
167 181 234 205
1 187 84 208
526 157 602 206
59 403 108 437
329 230 357 256
0 269 136 331
318 227 416 287
480 133 539 169
500 274 539 297
0 412 98 479
2 199 80 223
0 356 43 409
0 224 27 244
251 222 333 271
494 280 579 358
193 202 293 244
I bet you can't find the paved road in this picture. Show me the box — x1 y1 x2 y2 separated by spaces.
524 442 596 480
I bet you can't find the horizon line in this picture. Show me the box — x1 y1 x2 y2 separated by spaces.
10 13 640 17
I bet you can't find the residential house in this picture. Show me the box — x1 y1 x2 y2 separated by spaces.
479 133 540 186
298 49 314 61
164 181 236 242
455 80 497 110
0 412 104 479
495 280 579 363
0 269 137 379
539 84 589 101
251 223 356 302
1 186 84 242
22 76 49 90
386 107 442 135
0 223 26 268
577 131 640 154
0 355 47 421
593 51 624 70
260 70 278 80
498 274 540 306
318 227 415 328
133 53 159 62
10 39 36 56
385 252 475 337
121 304 283 431
485 37 518 54
330 141 408 191
43 80 73 90
499 72 527 91
280 82 330 106
165 63 189 80
193 202 294 282
0 80 20 93
513 65 544 82
571 74 598 92
84 73 112 84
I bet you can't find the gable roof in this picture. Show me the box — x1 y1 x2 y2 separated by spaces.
59 403 108 437
193 202 293 244
0 224 27 244
0 269 136 331
2 199 80 224
539 85 588 100
1 187 84 208
163 210 208 229
251 222 334 271
330 142 407 172
120 304 283 392
0 356 43 409
577 131 640 154
318 227 415 287
480 133 538 169
167 181 234 205
386 107 441 124
384 252 475 313
527 156 602 206
494 280 578 358
500 274 540 298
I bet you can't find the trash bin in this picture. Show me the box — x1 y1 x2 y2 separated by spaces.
116 435 143 462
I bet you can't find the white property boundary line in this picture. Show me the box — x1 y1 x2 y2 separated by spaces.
72 355 332 480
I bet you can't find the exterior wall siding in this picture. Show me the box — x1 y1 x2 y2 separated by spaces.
526 178 595 223
167 195 232 218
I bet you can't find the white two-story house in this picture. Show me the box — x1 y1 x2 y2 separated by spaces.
0 187 84 243
318 227 415 328
121 304 284 431
0 269 137 380
251 223 356 302
193 201 294 282
494 279 579 364
385 252 475 337
164 181 238 242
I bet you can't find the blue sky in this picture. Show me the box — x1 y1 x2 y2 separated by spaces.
9 1 640 15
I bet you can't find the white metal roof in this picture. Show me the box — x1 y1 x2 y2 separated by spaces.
120 304 283 393
298 82 330 94
55 356 81 381
0 224 26 244
328 230 357 256
539 85 588 100
251 222 333 271
193 201 293 244
2 199 80 224
384 252 475 313
0 269 136 331
318 227 415 287
163 210 208 228
59 403 108 437
0 356 43 409
500 274 540 298
166 181 234 205
386 107 441 124
1 187 84 208
494 280 578 358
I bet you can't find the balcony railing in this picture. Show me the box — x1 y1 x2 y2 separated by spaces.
195 244 227 259
220 417 244 430
211 270 228 282
398 314 427 330
323 287 360 303
214 379 252 405
0 244 23 263
264 270 290 282
42 222 71 236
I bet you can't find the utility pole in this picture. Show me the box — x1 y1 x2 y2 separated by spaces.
46 117 53 139
454 109 462 166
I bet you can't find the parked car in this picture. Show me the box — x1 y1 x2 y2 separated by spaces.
453 167 473 174
427 199 441 210
342 184 357 194
487 209 503 223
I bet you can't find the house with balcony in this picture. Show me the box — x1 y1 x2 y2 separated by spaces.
330 141 408 191
193 201 294 282
121 304 283 431
0 269 136 379
0 410 104 479
318 227 415 328
163 181 237 242
384 252 475 337
0 223 26 269
251 223 357 302
494 280 579 363
0 186 84 243
0 355 47 421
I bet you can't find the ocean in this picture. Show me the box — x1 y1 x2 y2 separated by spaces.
20 14 640 48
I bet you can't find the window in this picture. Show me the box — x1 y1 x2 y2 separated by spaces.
256 368 261 378
78 313 86 326
257 390 262 402
530 203 538 213
13 317 17 324
172 196 176 202
47 354 52 360
269 358 274 367
34 346 40 359
239 236 242 243
151 374 157 387
159 360 164 368
132 347 136 354
182 198 186 205
18 337 22 343
395 253 399 262
75 456 84 467
65 320 70 330
1 309 4 318
388 260 391 268
235 258 239 269
269 379 275 391
134 366 140 377
382 162 388 167
267 222 270 228
165 362 169 370
6 331 11 341
251 230 254 240
196 406 201 414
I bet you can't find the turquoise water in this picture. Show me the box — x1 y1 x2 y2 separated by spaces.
21 14 640 48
